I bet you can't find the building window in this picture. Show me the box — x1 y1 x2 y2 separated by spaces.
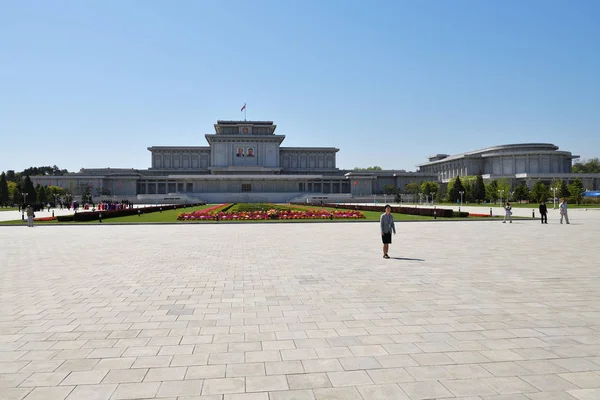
186 183 193 193
242 184 252 192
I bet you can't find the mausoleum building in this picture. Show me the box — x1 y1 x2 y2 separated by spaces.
31 123 597 203
32 120 436 203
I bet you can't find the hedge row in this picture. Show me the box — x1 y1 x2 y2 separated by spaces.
290 202 460 218
56 203 205 222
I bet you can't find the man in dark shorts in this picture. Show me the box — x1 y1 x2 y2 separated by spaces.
380 204 396 259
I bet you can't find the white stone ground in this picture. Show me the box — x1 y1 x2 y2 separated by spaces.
1 213 599 400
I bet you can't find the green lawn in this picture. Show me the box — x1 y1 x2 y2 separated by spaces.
0 207 19 212
89 204 214 223
0 202 532 225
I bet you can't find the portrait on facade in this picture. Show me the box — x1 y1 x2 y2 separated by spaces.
236 147 244 157
246 147 255 157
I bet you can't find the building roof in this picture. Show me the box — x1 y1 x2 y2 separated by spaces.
418 143 574 167
216 120 274 125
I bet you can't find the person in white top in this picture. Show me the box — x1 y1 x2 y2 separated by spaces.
559 198 570 224
503 202 512 223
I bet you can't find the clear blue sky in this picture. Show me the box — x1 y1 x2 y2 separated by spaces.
1 0 599 173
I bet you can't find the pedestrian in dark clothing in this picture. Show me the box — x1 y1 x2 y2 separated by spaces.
380 205 396 259
539 201 548 224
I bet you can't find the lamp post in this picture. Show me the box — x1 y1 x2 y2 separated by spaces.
21 192 28 221
430 192 435 206
419 193 423 205
459 191 464 208
499 190 504 206
552 187 557 209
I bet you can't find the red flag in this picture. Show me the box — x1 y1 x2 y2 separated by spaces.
353 181 358 186
241 103 246 112
119 181 122 187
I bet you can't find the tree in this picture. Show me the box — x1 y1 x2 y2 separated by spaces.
5 170 16 181
497 178 511 203
558 179 570 199
448 176 465 203
383 185 399 195
36 184 48 205
464 179 474 203
530 180 550 202
403 183 420 204
573 158 600 173
421 181 439 202
568 178 585 205
404 183 420 196
47 185 65 197
473 175 486 203
513 183 530 202
0 172 8 206
353 166 382 171
20 176 36 205
7 181 19 205
486 180 499 202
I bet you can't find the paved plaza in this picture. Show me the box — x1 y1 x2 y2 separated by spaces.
1 213 600 400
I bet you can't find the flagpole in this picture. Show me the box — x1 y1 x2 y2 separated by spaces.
245 102 247 121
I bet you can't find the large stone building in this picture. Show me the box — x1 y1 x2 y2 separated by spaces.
418 143 578 180
32 120 436 203
31 127 598 203
418 143 599 190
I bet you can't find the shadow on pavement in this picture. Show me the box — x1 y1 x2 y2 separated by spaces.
391 257 425 262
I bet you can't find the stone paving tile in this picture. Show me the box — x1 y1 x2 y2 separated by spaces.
287 372 332 390
269 389 315 400
21 386 74 400
202 377 245 395
246 375 289 392
101 368 148 383
64 383 116 400
0 388 32 400
313 387 363 400
2 219 600 400
110 382 160 399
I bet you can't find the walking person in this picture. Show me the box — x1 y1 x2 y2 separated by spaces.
380 204 396 259
25 205 34 227
539 200 548 224
559 198 570 224
503 201 512 223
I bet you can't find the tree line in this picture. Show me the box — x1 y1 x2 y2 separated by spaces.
572 158 600 173
0 166 71 207
382 175 588 205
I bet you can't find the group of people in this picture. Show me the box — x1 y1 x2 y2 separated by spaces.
504 199 570 224
380 198 572 258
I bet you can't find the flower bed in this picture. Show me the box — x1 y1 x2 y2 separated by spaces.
178 208 365 221
177 204 230 221
34 216 56 222
468 213 493 217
